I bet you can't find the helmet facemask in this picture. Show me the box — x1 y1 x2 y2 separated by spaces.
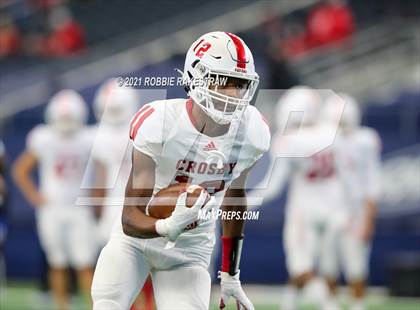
53 118 82 134
186 62 259 125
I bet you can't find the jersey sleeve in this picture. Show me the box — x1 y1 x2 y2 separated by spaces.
248 129 291 204
89 126 109 164
129 102 165 163
26 125 48 157
246 107 271 167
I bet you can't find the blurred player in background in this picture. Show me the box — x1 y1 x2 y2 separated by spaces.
91 31 270 310
0 139 7 285
91 79 139 247
321 94 381 310
250 87 351 310
12 90 97 310
91 79 155 310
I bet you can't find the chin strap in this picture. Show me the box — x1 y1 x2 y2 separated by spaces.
221 235 244 276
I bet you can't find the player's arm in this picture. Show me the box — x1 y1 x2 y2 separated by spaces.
91 159 106 219
12 150 45 208
248 132 291 205
121 148 159 238
361 135 382 241
219 167 255 310
249 155 290 206
221 167 250 271
122 148 210 241
361 199 377 242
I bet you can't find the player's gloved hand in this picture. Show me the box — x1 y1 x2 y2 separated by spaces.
155 189 212 241
219 271 255 310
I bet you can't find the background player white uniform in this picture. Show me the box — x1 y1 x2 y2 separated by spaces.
92 98 270 309
13 89 97 310
338 128 380 279
265 127 350 276
27 104 97 270
322 94 381 310
90 79 139 246
251 87 351 309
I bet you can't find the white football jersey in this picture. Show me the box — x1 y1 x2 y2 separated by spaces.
268 124 350 214
91 123 132 202
27 125 94 207
340 127 381 209
90 123 133 243
129 98 270 234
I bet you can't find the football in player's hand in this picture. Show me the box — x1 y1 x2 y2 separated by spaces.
147 183 209 219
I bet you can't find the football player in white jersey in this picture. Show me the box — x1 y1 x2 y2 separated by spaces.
91 31 270 310
90 79 157 310
321 94 381 310
91 78 139 247
13 90 97 310
250 87 351 310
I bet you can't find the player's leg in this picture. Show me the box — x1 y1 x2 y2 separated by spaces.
341 227 371 310
131 276 155 310
77 268 94 305
36 208 69 310
142 277 155 310
49 268 69 310
96 203 116 249
67 207 97 306
283 209 317 310
348 280 367 310
151 265 211 310
91 235 151 309
285 211 316 286
319 216 342 310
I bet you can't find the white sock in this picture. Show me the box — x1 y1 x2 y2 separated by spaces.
323 295 341 310
281 286 299 310
350 298 365 310
303 278 329 308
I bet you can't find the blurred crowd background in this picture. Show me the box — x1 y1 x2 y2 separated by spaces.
0 0 419 308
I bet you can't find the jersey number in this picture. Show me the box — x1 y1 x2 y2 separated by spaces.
54 155 80 179
306 152 335 181
174 175 225 195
